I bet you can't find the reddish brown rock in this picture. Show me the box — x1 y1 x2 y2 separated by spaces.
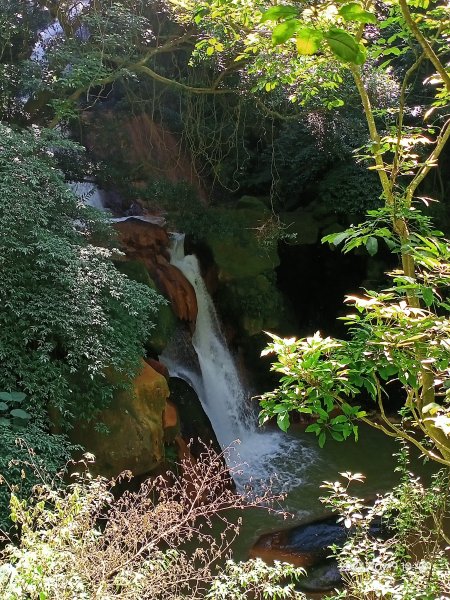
115 220 170 270
115 220 197 322
145 358 169 380
83 111 207 201
163 400 178 430
153 255 197 321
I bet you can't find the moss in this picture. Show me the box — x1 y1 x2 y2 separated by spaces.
206 206 280 280
216 273 286 337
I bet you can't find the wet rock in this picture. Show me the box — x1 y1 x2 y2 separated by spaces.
167 377 221 457
251 514 387 593
145 358 169 380
115 220 197 323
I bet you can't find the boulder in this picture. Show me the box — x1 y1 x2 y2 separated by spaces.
71 362 169 479
251 514 387 593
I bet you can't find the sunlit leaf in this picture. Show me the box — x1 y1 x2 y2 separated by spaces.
326 28 366 64
339 2 377 24
260 5 298 22
272 19 301 45
296 28 323 55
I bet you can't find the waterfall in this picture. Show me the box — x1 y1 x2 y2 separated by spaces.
163 233 253 449
161 234 317 490
69 181 165 225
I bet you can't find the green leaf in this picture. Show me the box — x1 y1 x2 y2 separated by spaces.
422 287 434 307
305 423 320 433
296 28 323 55
0 402 8 412
272 19 301 45
365 237 378 256
10 408 31 420
0 417 10 426
0 392 13 402
322 230 349 246
261 5 298 22
318 431 326 447
338 3 377 24
326 28 366 64
9 392 26 403
277 411 290 432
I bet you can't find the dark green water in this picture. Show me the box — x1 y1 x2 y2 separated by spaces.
226 424 430 560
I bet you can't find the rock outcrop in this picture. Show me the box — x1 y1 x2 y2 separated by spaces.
115 220 197 322
71 362 169 479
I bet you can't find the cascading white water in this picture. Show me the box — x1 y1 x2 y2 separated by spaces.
166 233 253 448
161 234 317 491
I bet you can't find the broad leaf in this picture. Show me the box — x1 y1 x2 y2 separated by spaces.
9 392 26 403
365 236 378 256
326 28 366 64
261 5 298 22
277 411 290 432
422 287 434 307
272 19 301 45
0 402 8 412
339 3 377 24
10 408 31 420
296 28 323 55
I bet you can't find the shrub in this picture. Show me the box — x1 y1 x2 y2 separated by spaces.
322 446 450 599
0 447 306 599
0 125 163 422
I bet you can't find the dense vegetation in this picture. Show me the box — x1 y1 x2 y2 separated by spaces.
0 0 450 597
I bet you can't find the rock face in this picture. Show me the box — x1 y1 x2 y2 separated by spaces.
168 377 221 458
72 362 169 479
84 111 207 201
115 220 197 323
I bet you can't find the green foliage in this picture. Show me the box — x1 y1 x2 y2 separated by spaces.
206 559 305 599
260 207 450 461
0 124 163 422
322 447 450 599
0 392 30 429
318 163 382 217
0 417 73 532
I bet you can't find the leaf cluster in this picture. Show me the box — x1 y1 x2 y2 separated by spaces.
0 124 163 422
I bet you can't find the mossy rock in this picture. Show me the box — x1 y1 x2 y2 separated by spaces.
206 206 280 280
115 259 177 354
280 209 320 245
216 273 286 337
71 362 169 478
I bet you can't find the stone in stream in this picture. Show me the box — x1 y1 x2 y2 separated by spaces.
251 514 386 593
